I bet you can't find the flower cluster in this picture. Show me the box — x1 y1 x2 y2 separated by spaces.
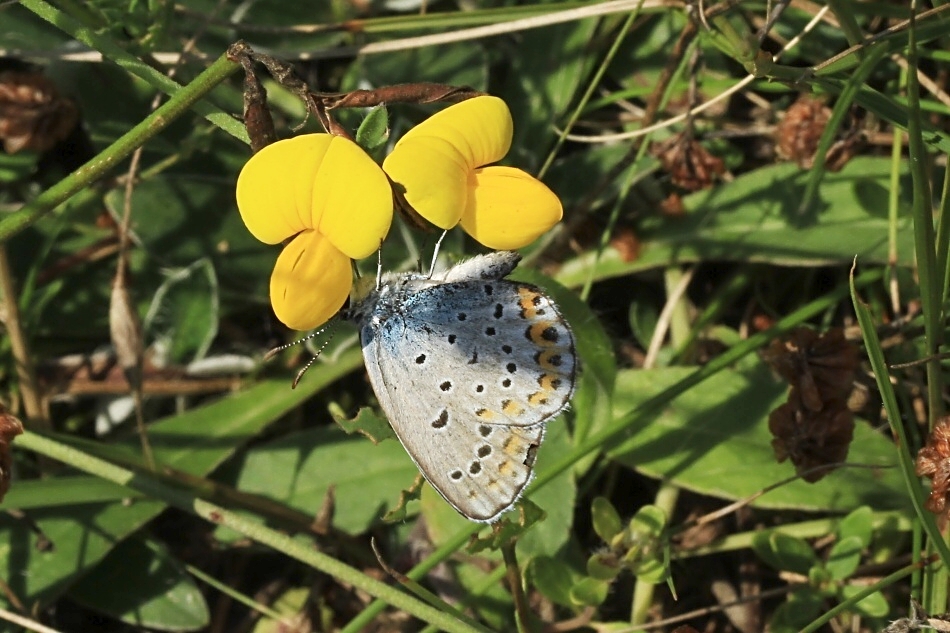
236 96 562 330
764 327 859 482
917 416 950 525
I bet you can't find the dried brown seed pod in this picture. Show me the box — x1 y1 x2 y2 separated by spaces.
763 327 859 413
0 71 78 154
775 94 862 171
916 416 950 517
652 133 725 192
768 390 854 483
0 404 24 503
775 94 830 169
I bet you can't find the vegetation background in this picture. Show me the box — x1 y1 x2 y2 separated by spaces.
0 0 946 631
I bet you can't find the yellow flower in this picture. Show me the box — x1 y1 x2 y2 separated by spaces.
236 134 393 330
382 96 562 250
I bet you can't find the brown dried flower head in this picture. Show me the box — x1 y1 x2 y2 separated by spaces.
916 416 950 517
775 94 862 172
652 133 725 192
763 327 859 413
775 94 831 169
0 404 24 503
0 71 78 154
768 390 854 483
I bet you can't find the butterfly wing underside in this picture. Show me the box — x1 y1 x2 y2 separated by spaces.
359 276 575 522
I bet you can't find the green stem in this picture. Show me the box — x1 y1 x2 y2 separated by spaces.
15 431 483 633
0 52 242 244
904 5 943 424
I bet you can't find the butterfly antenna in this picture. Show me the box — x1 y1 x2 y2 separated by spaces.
426 229 449 279
292 327 339 388
263 322 338 388
263 327 327 361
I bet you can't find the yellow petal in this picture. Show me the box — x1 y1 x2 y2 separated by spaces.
383 96 513 229
236 134 393 257
236 135 334 244
383 137 470 228
314 136 394 259
459 166 563 250
270 230 351 330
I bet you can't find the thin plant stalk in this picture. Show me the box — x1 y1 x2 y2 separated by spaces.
0 247 46 430
15 431 484 633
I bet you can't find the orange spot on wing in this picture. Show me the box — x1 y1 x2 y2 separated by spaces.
502 399 525 417
517 287 544 319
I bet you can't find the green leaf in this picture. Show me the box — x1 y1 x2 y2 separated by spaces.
825 535 864 581
591 497 623 542
381 474 425 524
607 366 908 511
555 157 915 288
546 144 657 214
528 556 581 608
331 405 397 444
468 500 545 554
0 500 166 609
223 425 420 535
355 106 389 156
447 555 514 632
68 537 209 631
634 552 669 585
569 577 610 607
0 4 73 51
836 506 873 548
626 506 668 583
587 553 621 581
104 175 273 279
2 476 145 509
840 586 889 618
752 531 819 575
628 505 667 540
769 590 824 633
628 298 661 355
